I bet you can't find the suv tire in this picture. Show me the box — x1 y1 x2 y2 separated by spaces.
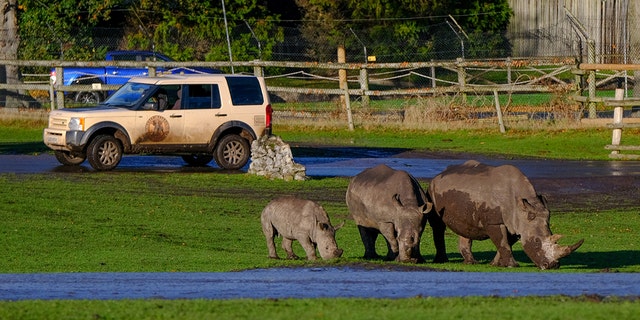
54 151 86 166
214 134 250 170
87 134 123 171
181 154 214 166
75 91 102 104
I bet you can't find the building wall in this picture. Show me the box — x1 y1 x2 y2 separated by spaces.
507 0 632 62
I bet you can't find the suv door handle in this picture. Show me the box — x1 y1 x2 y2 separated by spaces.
215 113 227 117
170 114 182 118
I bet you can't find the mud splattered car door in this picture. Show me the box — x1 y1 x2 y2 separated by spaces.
132 94 185 147
180 83 224 145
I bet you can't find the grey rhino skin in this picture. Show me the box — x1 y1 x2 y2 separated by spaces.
346 164 444 263
428 160 584 269
261 196 344 260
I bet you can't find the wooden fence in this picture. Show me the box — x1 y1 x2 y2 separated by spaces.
0 57 578 111
574 64 640 160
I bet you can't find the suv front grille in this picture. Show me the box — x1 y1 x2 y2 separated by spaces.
49 117 69 129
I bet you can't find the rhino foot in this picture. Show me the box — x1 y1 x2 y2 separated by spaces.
463 258 479 265
433 254 449 263
490 258 519 268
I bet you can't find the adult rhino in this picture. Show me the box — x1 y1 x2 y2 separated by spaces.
261 196 344 260
428 160 584 269
346 164 446 263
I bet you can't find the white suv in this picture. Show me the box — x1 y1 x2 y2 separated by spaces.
44 74 273 171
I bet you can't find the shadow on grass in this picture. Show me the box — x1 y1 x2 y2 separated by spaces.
423 250 640 271
0 141 49 155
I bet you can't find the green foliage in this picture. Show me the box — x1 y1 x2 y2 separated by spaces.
16 0 282 62
296 0 513 62
17 0 125 60
124 0 283 61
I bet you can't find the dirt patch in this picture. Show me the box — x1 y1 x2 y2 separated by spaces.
531 176 640 212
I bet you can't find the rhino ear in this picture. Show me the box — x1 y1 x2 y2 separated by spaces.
537 194 548 206
392 194 404 207
334 221 345 231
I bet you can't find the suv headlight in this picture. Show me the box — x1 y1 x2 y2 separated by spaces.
68 117 85 131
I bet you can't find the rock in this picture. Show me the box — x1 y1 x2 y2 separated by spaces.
248 135 307 181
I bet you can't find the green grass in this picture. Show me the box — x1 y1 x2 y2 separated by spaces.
2 296 639 320
275 126 634 161
4 118 637 160
1 117 640 318
0 173 635 273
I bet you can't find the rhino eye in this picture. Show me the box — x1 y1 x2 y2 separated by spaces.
527 212 536 221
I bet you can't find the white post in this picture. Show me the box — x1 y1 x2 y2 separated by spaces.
611 88 625 154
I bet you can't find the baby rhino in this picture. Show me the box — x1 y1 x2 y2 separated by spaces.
261 196 344 260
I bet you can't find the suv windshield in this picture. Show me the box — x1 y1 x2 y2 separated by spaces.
103 82 155 109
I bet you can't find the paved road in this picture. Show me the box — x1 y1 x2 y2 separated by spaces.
3 151 640 178
3 268 640 301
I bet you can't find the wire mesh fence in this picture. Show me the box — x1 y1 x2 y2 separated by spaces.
3 12 640 130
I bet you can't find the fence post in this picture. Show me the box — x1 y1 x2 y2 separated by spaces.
338 45 347 109
493 90 506 133
359 67 369 108
253 61 264 77
506 57 512 85
337 46 353 130
587 39 597 118
610 88 625 155
456 58 466 101
55 67 65 109
431 59 436 88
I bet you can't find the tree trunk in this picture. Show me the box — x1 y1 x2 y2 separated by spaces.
0 0 23 108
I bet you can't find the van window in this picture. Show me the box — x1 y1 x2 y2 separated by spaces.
226 77 264 105
184 84 221 109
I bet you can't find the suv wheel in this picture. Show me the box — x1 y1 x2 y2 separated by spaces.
214 134 250 170
181 154 214 166
75 91 102 104
54 150 86 166
87 135 123 171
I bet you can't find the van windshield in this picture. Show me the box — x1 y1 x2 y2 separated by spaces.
102 82 155 109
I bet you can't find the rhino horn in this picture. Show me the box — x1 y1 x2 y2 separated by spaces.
553 237 585 260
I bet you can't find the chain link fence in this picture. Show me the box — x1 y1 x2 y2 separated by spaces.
2 14 640 128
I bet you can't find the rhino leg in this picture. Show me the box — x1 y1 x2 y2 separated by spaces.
378 222 400 261
262 223 279 259
281 238 299 260
487 224 519 267
458 237 478 264
358 225 382 260
428 214 449 263
298 236 319 260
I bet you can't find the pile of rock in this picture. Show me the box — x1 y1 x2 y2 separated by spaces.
248 135 307 181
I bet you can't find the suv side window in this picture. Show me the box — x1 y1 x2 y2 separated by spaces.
184 84 221 109
226 77 264 105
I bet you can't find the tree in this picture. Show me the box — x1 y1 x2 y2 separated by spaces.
123 0 283 65
17 0 125 60
295 0 513 62
0 0 21 107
